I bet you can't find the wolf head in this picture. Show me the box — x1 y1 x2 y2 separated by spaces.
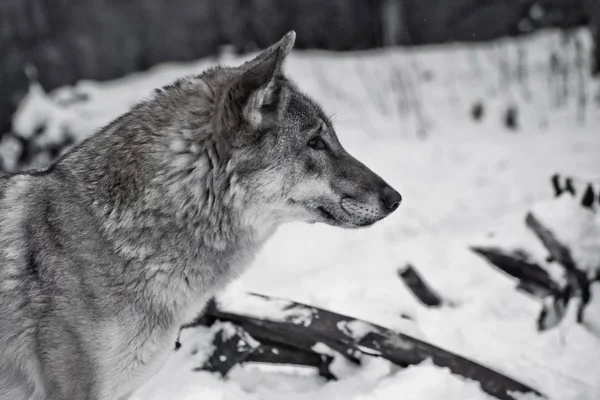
208 31 401 229
203 31 401 230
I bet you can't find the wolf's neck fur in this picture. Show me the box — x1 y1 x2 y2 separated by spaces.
61 86 276 321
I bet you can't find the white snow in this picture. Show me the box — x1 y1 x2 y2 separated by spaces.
337 320 379 341
7 28 600 400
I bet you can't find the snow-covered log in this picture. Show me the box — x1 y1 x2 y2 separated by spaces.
190 292 544 400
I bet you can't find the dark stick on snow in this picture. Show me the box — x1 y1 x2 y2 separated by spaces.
550 174 577 197
525 212 591 321
398 264 443 307
550 174 562 197
581 184 595 209
470 246 561 299
525 212 577 271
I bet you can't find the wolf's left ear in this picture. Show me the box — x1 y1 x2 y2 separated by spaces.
246 30 296 69
220 32 295 142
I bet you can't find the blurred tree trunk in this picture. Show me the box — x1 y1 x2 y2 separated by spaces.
586 0 600 75
381 0 411 45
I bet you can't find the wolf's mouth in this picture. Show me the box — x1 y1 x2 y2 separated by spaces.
316 206 337 222
315 205 377 228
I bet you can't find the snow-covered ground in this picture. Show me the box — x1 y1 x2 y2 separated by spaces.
4 29 600 399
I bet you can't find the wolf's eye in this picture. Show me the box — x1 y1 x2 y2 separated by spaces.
307 136 326 150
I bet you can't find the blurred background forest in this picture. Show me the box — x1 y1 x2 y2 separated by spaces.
1 0 599 138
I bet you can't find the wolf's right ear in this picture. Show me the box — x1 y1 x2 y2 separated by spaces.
219 32 295 145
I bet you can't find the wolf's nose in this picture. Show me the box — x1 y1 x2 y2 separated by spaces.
382 186 402 212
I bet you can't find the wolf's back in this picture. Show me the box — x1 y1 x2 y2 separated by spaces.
0 172 36 399
0 173 7 204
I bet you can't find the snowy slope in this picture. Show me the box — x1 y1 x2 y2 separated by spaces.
4 29 600 399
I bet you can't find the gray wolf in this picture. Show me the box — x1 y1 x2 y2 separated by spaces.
0 31 401 400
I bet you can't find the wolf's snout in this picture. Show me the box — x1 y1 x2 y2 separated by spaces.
381 185 402 212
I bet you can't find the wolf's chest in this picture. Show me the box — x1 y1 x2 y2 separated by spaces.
100 323 179 399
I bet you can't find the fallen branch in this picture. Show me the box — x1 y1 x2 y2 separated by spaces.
471 246 561 299
398 264 444 307
191 292 544 400
525 212 577 271
525 212 591 321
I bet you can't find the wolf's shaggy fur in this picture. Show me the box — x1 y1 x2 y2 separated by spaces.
0 32 400 399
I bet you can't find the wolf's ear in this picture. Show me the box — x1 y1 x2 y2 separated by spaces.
242 31 296 72
219 32 295 144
